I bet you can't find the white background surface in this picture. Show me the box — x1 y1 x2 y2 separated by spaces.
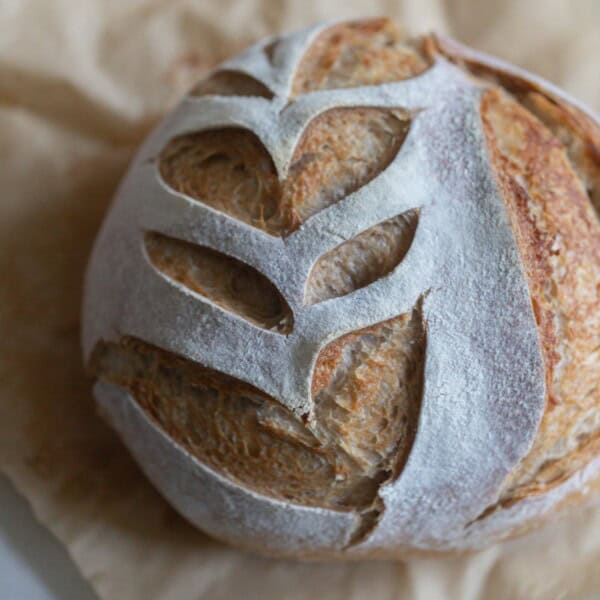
0 475 97 600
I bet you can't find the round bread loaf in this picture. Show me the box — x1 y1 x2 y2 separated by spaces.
82 18 600 558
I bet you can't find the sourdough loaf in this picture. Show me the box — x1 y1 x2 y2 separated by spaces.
82 18 600 558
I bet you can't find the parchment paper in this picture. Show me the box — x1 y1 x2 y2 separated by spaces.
1 1 599 598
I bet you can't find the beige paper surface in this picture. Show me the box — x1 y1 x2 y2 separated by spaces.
1 1 599 598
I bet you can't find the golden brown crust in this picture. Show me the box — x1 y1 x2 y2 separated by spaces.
433 34 600 216
481 90 561 405
518 92 600 215
284 107 410 224
311 309 425 481
480 87 600 505
292 19 431 96
158 128 289 234
90 339 339 508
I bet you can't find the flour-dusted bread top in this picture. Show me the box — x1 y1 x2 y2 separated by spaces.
82 18 600 558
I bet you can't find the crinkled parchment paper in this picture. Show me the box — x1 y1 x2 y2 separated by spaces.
1 1 599 598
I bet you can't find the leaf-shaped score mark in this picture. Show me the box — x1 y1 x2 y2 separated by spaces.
305 209 419 305
310 303 426 542
291 18 432 97
158 107 411 237
145 232 293 334
191 70 274 99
